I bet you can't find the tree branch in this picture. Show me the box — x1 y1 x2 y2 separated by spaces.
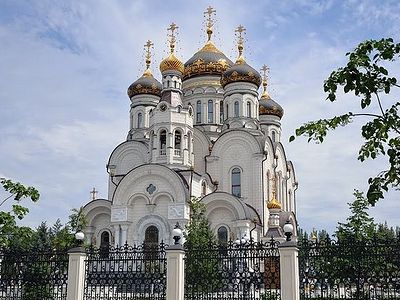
0 195 14 207
374 92 385 117
351 113 384 119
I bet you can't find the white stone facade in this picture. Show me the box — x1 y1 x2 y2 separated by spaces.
83 29 298 247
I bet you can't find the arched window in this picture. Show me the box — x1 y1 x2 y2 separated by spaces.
144 226 159 259
234 101 239 117
226 104 229 118
217 226 228 245
220 102 224 123
201 181 207 196
149 130 154 151
174 130 182 156
208 100 213 123
137 113 143 128
272 131 276 142
100 231 110 258
247 102 251 118
160 130 167 155
177 105 182 113
196 100 202 124
231 167 241 197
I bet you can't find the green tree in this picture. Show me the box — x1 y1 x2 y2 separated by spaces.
69 206 88 232
290 38 400 205
0 178 40 247
335 190 375 242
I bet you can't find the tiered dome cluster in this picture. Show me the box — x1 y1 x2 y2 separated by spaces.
126 13 283 119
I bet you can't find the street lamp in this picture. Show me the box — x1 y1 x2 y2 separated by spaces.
283 220 294 242
75 230 85 246
172 222 183 245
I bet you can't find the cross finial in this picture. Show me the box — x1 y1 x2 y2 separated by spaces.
167 22 179 54
204 6 216 41
144 39 154 69
260 64 270 91
235 25 246 56
90 187 98 200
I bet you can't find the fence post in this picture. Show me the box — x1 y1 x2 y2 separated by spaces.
278 241 300 300
166 244 185 300
66 247 86 300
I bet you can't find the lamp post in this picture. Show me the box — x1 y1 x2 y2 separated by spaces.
283 220 294 242
75 230 85 247
172 222 183 245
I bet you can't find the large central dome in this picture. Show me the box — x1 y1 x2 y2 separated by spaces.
183 41 233 80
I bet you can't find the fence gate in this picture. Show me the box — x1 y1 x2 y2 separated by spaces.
185 238 281 300
83 242 167 300
299 239 400 299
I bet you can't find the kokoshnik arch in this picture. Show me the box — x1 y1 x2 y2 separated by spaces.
82 7 298 248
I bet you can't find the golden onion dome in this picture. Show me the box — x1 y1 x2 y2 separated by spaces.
183 41 233 80
127 39 162 99
160 53 184 74
267 197 282 210
127 69 162 98
259 65 284 118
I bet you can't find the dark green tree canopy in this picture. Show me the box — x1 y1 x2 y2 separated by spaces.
290 38 400 205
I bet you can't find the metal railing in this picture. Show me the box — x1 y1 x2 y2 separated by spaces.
184 238 281 300
83 243 167 300
299 238 400 299
0 248 69 300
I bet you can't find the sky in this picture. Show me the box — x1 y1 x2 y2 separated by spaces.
0 0 399 234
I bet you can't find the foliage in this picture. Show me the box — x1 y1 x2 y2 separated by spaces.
335 190 375 242
69 206 88 232
0 178 40 247
184 197 216 247
290 38 400 205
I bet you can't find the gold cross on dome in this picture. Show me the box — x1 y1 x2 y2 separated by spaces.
90 187 98 200
167 23 179 53
260 64 270 85
144 40 154 68
235 25 246 38
204 6 216 23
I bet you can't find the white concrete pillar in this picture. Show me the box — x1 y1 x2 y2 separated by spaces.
278 241 300 300
121 224 129 245
67 247 86 300
113 225 120 247
166 245 185 300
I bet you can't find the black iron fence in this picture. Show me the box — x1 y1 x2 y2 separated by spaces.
184 238 281 300
83 242 167 300
0 248 69 300
299 238 400 299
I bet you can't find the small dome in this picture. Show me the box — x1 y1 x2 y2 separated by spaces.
267 197 282 210
259 91 284 118
183 41 233 80
160 53 184 74
221 55 262 88
127 69 162 98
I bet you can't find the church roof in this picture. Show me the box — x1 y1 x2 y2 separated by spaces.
127 70 162 98
183 41 233 80
221 55 262 88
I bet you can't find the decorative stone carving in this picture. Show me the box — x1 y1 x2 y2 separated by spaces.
146 183 156 195
168 204 189 219
111 207 128 222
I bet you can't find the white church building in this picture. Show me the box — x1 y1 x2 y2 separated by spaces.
83 8 298 248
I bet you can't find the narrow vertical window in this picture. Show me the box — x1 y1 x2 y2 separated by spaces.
188 132 192 158
226 104 229 118
174 130 182 156
208 100 213 123
202 181 207 196
231 167 241 197
234 101 239 117
220 102 224 123
217 226 228 245
196 100 202 124
272 131 276 142
137 113 143 128
160 130 167 155
247 102 251 117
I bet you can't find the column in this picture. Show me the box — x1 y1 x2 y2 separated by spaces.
166 244 185 300
114 224 120 247
66 247 86 300
278 241 300 300
120 224 129 245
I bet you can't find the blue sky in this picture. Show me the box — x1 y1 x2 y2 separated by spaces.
0 0 399 234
